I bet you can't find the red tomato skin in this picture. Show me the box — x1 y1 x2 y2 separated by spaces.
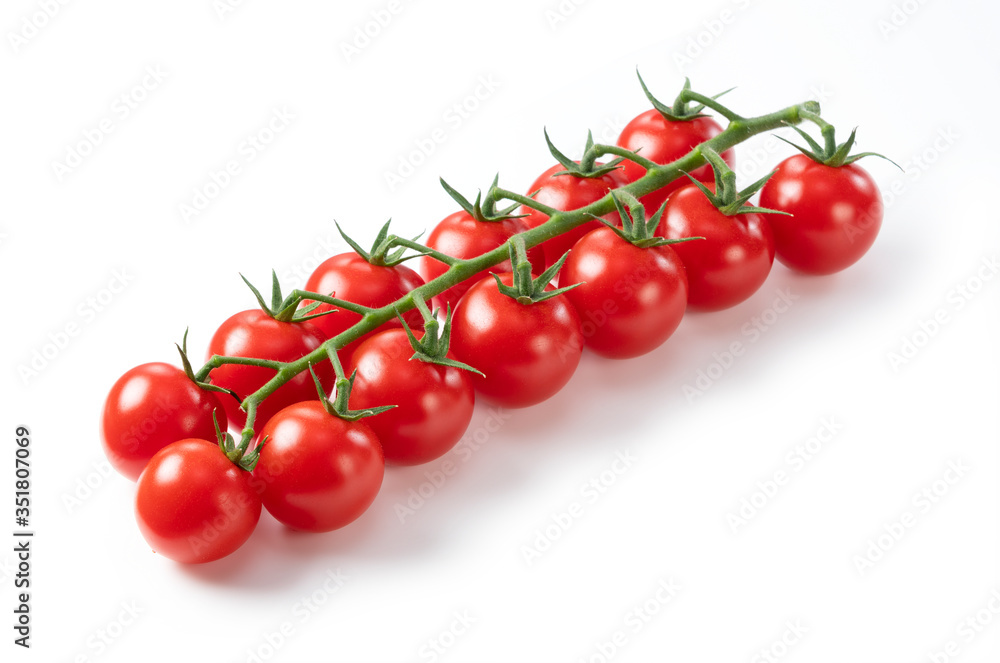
347 330 475 466
303 253 425 360
616 110 734 215
253 401 384 532
562 228 688 358
420 211 545 311
658 183 774 311
206 310 333 430
759 155 883 275
519 163 627 270
135 438 261 564
450 272 584 408
101 363 228 481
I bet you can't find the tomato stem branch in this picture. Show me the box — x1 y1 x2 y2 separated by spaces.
214 98 820 449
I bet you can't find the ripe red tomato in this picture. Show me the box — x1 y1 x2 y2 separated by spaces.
253 401 384 532
101 362 228 481
347 329 475 465
658 182 774 311
303 253 425 358
421 211 545 311
450 272 583 408
206 310 333 430
135 438 261 564
520 163 626 270
759 154 884 275
562 228 688 358
617 110 734 215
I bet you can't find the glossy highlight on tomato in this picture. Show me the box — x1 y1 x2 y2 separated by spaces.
101 362 228 481
135 438 261 564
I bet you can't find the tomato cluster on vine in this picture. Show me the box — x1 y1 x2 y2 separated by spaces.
100 73 889 564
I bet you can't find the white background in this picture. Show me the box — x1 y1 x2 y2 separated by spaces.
2 1 998 662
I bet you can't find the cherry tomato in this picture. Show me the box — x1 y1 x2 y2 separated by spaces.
658 182 774 311
450 272 583 408
253 401 384 532
101 362 228 481
303 252 425 359
520 163 626 270
759 154 883 275
617 110 734 215
562 228 688 358
420 211 545 311
347 329 475 465
206 310 333 430
135 438 261 564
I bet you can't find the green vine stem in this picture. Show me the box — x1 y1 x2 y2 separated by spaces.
199 98 822 448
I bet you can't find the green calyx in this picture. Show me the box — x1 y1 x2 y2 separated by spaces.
686 147 788 217
784 111 901 169
545 129 624 178
601 191 703 249
397 297 483 376
494 237 580 305
441 175 522 223
241 270 333 323
213 411 263 472
337 218 424 267
175 328 241 403
310 351 395 422
637 71 736 122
